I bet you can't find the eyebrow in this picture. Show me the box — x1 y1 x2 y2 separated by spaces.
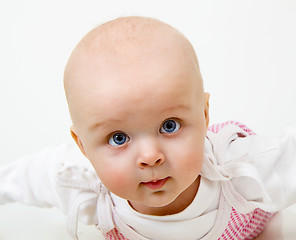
88 104 190 131
160 104 190 113
89 118 122 131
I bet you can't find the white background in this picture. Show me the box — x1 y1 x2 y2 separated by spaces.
0 0 295 239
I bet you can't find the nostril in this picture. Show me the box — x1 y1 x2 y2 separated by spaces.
141 162 148 167
140 159 162 167
138 155 165 168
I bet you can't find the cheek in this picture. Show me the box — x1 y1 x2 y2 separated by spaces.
180 147 204 172
168 133 205 171
102 170 127 193
90 156 136 196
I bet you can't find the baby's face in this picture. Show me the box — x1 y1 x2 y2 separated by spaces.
66 17 210 215
71 50 209 215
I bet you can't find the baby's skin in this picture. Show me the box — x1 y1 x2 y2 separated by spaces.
64 16 210 216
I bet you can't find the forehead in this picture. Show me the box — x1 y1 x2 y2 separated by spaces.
85 87 197 134
67 21 203 130
79 55 202 131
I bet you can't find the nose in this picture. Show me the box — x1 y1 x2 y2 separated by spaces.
136 137 166 168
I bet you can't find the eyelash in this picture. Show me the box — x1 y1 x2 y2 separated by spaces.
107 118 182 147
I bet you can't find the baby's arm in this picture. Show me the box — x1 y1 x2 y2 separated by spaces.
226 126 296 211
0 144 99 229
0 146 62 207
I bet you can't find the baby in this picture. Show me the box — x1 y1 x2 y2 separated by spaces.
64 15 209 216
1 16 296 240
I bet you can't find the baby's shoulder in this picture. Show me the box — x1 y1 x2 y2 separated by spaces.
206 121 278 161
52 142 100 191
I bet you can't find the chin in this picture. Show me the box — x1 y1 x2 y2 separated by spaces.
145 194 177 208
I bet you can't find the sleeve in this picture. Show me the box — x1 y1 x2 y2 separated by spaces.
0 143 99 226
227 127 296 212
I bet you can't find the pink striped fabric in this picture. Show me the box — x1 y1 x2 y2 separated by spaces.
103 121 273 240
208 120 256 135
218 208 273 240
104 228 128 240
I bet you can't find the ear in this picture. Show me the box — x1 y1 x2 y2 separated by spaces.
70 126 86 157
204 92 210 130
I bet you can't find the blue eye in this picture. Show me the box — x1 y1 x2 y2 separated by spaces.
108 132 130 146
160 119 181 133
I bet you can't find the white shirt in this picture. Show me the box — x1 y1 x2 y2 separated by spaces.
111 177 220 240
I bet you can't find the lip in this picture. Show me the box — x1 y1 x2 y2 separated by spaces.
142 177 169 190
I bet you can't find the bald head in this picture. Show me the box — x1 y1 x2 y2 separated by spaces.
64 16 204 130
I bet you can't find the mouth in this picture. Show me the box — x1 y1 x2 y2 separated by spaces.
141 177 169 190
